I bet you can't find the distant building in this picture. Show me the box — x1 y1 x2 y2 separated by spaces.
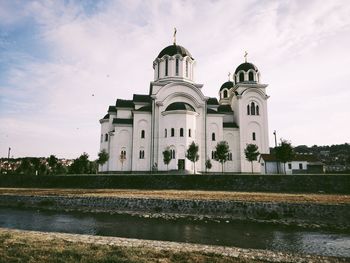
259 154 324 174
99 39 270 173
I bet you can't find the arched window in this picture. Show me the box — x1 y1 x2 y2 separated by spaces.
247 105 250 115
252 132 256 141
251 102 255 115
211 151 216 159
256 105 259 115
185 60 189 77
165 58 168 76
248 71 254 81
180 128 184 137
228 152 232 161
223 90 228 98
175 58 179 75
165 129 167 138
188 129 191 137
171 149 175 159
171 128 175 137
141 130 145 139
105 133 108 142
212 132 216 141
139 150 145 159
120 150 126 159
239 72 244 82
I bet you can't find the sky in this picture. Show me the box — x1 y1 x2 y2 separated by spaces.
0 0 349 159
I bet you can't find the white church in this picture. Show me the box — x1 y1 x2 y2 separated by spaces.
99 36 270 173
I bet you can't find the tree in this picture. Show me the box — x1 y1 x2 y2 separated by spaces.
16 158 34 175
48 155 58 174
214 141 230 173
186 141 199 174
69 153 90 174
97 149 109 173
205 159 212 173
244 144 260 173
275 139 294 174
162 148 171 171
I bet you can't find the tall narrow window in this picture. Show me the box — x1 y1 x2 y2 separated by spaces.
171 149 175 159
165 58 168 76
252 132 256 141
175 58 179 76
299 163 303 169
157 63 160 79
171 128 175 137
139 150 145 159
141 130 145 139
212 132 216 141
165 129 167 138
251 102 255 115
185 60 188 77
121 150 126 158
223 90 228 98
180 128 184 137
256 105 259 115
239 72 244 82
249 71 254 81
100 134 103 143
228 153 232 161
188 129 191 137
247 105 250 115
105 133 108 142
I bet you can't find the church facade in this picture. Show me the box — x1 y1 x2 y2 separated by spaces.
99 41 270 173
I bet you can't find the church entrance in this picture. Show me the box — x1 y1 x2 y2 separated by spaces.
178 159 185 170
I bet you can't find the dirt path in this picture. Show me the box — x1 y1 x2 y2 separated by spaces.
0 188 349 204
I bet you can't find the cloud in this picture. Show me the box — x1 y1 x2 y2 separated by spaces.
0 0 350 158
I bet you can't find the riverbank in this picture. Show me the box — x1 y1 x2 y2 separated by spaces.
0 228 347 263
0 189 349 230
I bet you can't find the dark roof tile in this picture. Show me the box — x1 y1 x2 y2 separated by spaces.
218 105 233 113
116 99 134 108
223 122 238 128
112 118 133 125
133 94 151 103
207 97 219 105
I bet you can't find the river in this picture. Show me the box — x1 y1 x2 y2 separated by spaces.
0 207 349 257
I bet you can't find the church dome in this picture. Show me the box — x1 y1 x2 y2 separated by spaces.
220 81 234 91
165 102 195 112
157 44 193 59
234 62 258 74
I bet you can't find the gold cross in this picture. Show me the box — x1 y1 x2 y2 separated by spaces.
244 51 248 62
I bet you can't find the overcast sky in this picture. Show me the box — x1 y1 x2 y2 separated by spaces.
0 0 349 159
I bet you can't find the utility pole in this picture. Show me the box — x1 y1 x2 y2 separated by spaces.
273 131 279 174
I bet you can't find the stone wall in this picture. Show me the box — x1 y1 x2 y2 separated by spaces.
0 195 349 229
0 174 349 194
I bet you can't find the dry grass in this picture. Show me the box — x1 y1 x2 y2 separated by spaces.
0 188 349 204
0 230 264 263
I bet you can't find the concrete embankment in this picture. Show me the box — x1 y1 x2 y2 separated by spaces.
0 228 347 263
0 194 349 229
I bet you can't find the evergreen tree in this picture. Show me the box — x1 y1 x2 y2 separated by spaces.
162 148 171 171
69 153 90 174
97 149 109 173
244 144 260 173
186 142 199 174
205 159 212 173
214 141 230 173
48 155 58 174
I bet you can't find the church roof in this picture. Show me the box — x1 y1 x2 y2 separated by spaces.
235 62 258 74
103 114 109 119
136 105 152 112
223 122 238 128
220 81 234 91
112 118 133 125
133 94 151 103
165 102 195 112
218 105 233 113
116 99 134 108
207 108 221 114
108 106 117 112
157 44 193 59
207 97 219 105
